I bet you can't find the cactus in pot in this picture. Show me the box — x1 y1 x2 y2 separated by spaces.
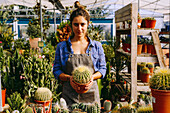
34 87 52 101
72 66 92 85
149 68 170 113
137 106 153 113
141 67 150 83
146 62 154 73
103 100 112 111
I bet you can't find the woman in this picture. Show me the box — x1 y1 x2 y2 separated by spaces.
53 2 106 109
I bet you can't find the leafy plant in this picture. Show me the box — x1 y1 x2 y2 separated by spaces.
7 92 26 112
143 17 156 20
56 20 72 42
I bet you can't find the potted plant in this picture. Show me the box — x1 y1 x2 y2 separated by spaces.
146 62 154 74
27 2 50 49
122 35 131 53
137 36 144 55
142 17 156 29
149 68 170 113
141 67 150 83
141 37 149 53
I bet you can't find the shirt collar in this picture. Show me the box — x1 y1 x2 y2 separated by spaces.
67 36 95 47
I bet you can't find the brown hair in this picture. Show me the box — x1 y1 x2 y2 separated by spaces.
70 1 90 26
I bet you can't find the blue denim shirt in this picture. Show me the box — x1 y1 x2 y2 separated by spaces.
53 37 106 79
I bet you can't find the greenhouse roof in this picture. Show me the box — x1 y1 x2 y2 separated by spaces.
0 0 169 21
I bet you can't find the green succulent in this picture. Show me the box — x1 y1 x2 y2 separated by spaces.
137 106 153 113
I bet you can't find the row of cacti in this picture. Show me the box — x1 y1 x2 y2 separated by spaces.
72 66 92 84
71 103 100 113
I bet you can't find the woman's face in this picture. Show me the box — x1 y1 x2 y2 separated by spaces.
72 16 88 38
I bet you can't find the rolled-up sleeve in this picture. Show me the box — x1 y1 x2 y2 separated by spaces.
92 41 106 78
97 42 106 78
53 44 64 79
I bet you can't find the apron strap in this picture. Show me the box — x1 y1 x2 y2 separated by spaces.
66 41 71 53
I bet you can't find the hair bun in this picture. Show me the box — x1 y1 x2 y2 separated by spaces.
74 1 84 9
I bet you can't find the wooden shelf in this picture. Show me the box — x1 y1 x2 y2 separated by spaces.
119 72 151 92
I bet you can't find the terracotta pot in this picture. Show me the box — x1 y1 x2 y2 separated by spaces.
149 67 154 74
29 38 41 49
34 98 53 106
142 44 147 53
151 45 156 55
147 44 152 54
144 20 156 29
2 88 6 107
137 44 143 55
151 88 170 113
72 80 93 94
137 71 140 80
138 19 142 28
140 73 150 83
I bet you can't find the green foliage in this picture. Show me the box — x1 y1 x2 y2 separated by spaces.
87 24 104 41
143 17 156 20
141 67 150 74
23 55 60 102
34 87 52 101
26 2 50 39
122 35 131 44
1 50 25 96
14 39 30 50
149 68 170 90
7 92 26 112
72 66 92 84
102 44 115 63
42 44 56 63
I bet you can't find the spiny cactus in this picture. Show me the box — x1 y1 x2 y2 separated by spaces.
149 68 170 90
146 62 154 68
34 87 52 101
23 107 34 113
87 104 97 113
141 67 150 74
103 100 112 111
139 64 145 72
72 66 92 84
137 106 153 113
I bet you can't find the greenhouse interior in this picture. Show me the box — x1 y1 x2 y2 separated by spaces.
0 0 170 112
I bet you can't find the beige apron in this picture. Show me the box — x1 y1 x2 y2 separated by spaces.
62 41 100 109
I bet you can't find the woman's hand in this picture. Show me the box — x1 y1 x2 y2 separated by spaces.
84 77 93 90
70 76 79 91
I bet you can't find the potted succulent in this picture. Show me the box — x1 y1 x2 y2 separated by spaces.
149 68 170 113
146 62 154 74
141 67 150 83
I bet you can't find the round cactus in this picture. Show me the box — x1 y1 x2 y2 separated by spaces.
141 67 150 74
150 68 170 90
34 87 52 101
72 66 92 84
139 64 145 72
103 100 112 111
146 62 154 68
24 107 33 113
